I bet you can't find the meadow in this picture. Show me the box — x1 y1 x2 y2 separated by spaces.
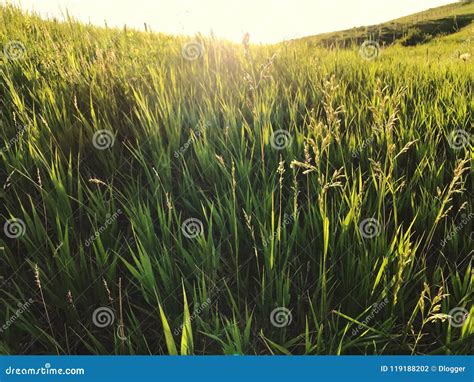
0 3 472 355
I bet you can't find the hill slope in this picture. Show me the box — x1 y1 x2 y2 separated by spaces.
292 1 474 47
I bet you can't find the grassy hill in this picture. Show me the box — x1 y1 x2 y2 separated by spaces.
0 3 472 356
291 1 474 47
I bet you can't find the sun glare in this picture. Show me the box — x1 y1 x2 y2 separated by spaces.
7 0 455 43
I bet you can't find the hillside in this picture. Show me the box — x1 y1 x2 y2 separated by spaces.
291 1 474 47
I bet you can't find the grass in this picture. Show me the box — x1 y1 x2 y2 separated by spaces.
0 3 472 355
296 1 474 47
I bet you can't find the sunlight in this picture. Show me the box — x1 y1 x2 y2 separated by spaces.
7 0 455 43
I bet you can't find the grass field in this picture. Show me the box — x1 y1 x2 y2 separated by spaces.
0 2 473 355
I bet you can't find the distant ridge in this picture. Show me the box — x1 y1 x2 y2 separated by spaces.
289 1 474 47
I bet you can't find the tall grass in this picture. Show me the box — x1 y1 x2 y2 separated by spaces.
0 4 472 355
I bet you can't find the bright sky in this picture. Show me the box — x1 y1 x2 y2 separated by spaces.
5 0 455 43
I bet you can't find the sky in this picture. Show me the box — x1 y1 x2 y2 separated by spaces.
4 0 456 43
